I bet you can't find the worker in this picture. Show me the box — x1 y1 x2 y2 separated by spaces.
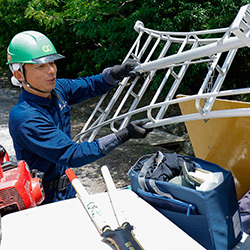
7 31 151 204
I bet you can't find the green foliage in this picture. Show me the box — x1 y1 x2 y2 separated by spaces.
0 0 249 93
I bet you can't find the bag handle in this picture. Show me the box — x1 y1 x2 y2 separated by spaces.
138 153 157 191
149 179 173 199
137 151 173 198
138 151 164 190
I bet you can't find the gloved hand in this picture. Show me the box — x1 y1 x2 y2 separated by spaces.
110 59 140 80
115 120 152 143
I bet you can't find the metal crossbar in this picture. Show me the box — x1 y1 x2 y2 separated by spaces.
74 4 250 143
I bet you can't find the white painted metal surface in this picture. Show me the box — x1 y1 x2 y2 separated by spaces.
1 190 204 250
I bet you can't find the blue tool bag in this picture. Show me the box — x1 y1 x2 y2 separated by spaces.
128 151 242 250
239 190 250 235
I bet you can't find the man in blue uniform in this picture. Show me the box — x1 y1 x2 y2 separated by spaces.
7 31 151 204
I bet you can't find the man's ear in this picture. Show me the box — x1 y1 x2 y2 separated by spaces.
13 70 25 82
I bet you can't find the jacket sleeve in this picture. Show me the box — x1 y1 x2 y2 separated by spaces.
56 68 119 106
16 114 122 168
16 115 105 168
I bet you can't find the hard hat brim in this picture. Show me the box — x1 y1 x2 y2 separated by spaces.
32 53 65 64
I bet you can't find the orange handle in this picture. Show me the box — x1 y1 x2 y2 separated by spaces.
65 168 77 182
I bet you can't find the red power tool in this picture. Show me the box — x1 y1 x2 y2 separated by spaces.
0 145 44 215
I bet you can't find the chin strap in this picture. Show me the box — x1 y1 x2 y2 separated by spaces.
22 80 51 94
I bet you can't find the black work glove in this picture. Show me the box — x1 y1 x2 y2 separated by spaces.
115 120 152 143
110 59 140 80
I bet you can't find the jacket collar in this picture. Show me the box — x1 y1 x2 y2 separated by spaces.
20 88 57 107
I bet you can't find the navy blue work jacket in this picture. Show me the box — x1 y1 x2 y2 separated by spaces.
9 73 114 203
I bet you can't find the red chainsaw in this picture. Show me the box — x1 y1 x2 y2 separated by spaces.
0 145 44 215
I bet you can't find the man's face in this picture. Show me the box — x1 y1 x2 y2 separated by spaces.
24 61 57 94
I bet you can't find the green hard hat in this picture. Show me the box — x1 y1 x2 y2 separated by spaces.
7 30 64 64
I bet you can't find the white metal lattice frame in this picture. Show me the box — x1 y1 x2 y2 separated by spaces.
74 4 250 143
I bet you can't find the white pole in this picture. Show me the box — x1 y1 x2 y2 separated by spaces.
134 37 245 73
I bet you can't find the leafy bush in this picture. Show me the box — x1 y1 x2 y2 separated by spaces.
0 0 249 93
